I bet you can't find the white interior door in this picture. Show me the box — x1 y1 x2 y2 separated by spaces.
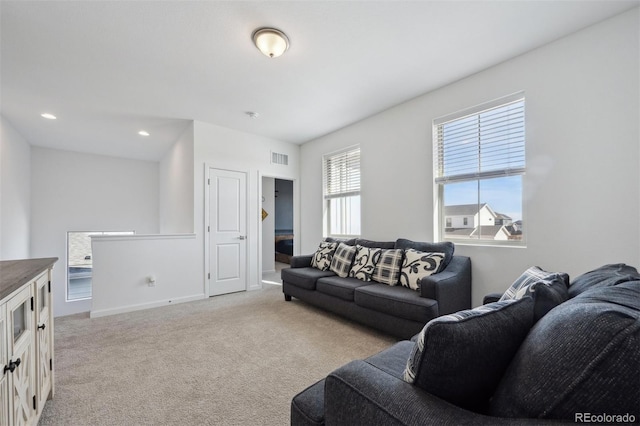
208 168 247 296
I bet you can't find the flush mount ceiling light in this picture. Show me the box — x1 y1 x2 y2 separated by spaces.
245 111 260 119
252 27 289 58
138 130 150 136
41 113 57 120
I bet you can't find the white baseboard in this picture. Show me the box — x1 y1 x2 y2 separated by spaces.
89 294 205 318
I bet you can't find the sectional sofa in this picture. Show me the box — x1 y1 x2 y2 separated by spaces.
281 238 472 339
290 263 640 425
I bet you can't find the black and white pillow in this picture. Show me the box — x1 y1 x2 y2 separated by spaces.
399 249 445 290
403 297 535 412
372 249 404 286
500 266 570 321
330 243 357 278
310 241 338 271
349 245 382 282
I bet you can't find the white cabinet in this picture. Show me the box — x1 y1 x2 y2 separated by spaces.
0 259 56 426
34 272 53 419
6 284 36 425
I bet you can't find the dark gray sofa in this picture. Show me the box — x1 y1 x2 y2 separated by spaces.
281 238 472 340
291 263 640 425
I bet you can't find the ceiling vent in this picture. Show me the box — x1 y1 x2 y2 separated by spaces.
271 152 288 166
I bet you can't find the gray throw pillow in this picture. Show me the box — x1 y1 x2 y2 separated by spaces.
500 266 569 322
330 243 357 278
372 249 403 286
403 297 535 412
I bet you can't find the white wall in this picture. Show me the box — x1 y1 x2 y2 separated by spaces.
0 116 31 260
90 234 200 317
194 121 300 292
262 177 275 272
30 147 160 316
159 122 194 234
300 9 640 306
87 122 299 317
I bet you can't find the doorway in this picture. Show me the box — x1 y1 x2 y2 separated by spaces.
261 177 294 277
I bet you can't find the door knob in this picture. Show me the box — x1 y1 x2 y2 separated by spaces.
38 324 46 330
238 236 246 240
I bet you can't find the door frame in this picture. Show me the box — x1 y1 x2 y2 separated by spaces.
204 165 250 297
258 172 299 285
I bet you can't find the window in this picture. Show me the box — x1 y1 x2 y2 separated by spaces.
66 231 134 301
434 93 525 245
323 146 361 237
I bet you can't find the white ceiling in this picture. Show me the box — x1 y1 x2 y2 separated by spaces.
2 1 638 161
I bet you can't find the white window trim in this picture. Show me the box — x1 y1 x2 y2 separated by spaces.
433 92 526 247
322 145 361 238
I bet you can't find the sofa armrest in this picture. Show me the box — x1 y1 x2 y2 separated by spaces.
419 255 471 316
325 360 560 426
290 255 313 268
483 293 503 304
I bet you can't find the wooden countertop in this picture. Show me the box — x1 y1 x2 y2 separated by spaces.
0 258 58 301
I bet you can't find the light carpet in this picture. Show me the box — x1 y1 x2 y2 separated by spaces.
39 283 395 425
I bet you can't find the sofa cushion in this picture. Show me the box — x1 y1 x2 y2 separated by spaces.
325 237 356 246
568 263 640 298
291 379 325 426
399 249 444 291
395 239 454 273
281 267 335 291
311 241 338 271
316 276 371 302
403 297 535 412
490 282 640 420
355 283 438 323
372 249 404 286
354 239 396 249
499 266 570 322
349 245 382 282
364 341 414 379
330 243 357 278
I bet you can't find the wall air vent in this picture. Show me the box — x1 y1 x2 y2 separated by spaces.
271 152 288 166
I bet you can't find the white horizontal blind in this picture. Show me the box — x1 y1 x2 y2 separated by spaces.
435 98 525 184
323 146 361 199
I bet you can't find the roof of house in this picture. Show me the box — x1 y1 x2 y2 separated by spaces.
470 225 509 239
444 228 475 236
444 203 487 216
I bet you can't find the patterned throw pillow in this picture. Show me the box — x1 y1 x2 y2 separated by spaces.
310 241 338 271
330 243 357 278
372 249 404 286
399 249 445 290
403 297 535 412
500 266 570 321
349 245 382 281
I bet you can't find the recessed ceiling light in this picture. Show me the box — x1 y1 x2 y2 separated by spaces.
41 113 57 120
138 130 150 136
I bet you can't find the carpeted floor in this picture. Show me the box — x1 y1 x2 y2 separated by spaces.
39 280 396 425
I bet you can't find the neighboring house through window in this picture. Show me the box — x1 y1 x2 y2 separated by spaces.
323 146 361 237
434 93 525 245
